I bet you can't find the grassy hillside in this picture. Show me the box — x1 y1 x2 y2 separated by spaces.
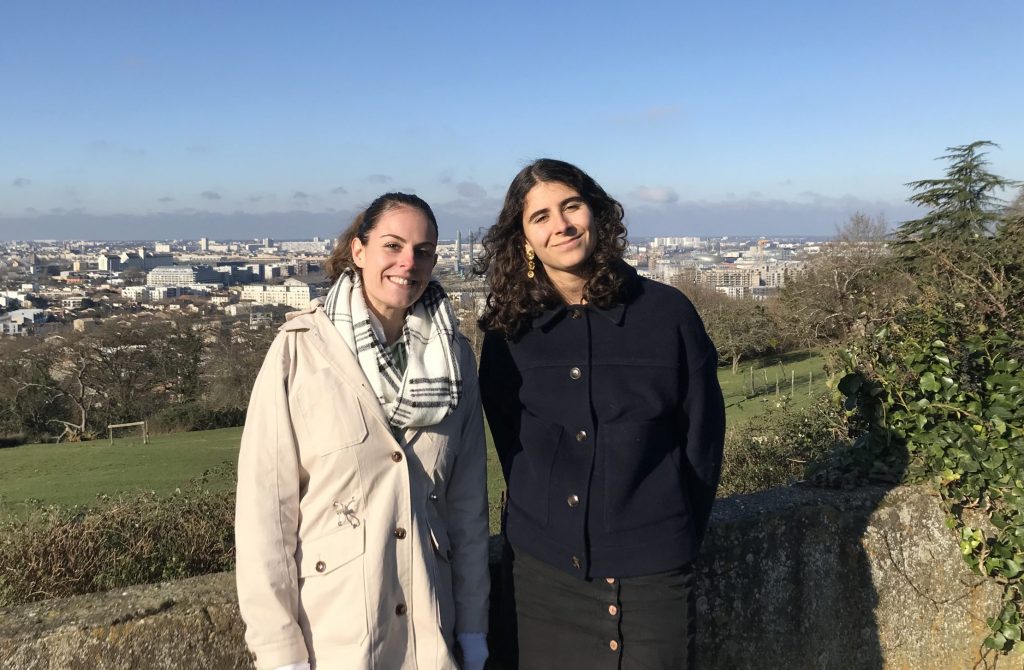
0 352 828 531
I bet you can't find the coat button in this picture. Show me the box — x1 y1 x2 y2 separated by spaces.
394 527 407 539
395 603 407 616
606 578 616 585
315 561 326 573
569 308 582 319
391 451 403 463
575 430 587 442
608 604 618 616
571 555 581 569
567 494 580 508
609 640 619 651
428 492 439 501
569 366 582 380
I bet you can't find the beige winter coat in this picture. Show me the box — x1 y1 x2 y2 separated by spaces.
235 303 490 670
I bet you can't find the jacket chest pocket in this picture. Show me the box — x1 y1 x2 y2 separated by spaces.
296 524 368 649
293 370 369 454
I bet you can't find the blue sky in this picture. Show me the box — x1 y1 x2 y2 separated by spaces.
2 1 1022 240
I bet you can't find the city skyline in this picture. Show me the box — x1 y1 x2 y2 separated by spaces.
3 1 1023 240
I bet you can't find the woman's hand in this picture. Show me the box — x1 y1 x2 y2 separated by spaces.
457 631 489 670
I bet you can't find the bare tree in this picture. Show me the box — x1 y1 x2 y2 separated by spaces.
779 212 900 345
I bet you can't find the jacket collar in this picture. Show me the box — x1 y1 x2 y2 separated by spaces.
531 263 638 331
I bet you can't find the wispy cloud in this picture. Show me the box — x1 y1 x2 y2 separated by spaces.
456 181 487 200
157 196 175 203
366 174 393 184
88 140 147 158
200 190 222 201
612 105 682 124
292 191 309 200
629 185 679 204
11 178 31 187
330 186 348 195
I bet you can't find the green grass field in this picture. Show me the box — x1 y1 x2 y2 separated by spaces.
719 350 831 425
0 353 828 532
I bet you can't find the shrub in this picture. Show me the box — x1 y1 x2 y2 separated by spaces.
0 435 27 449
149 402 246 434
718 393 847 497
0 466 236 607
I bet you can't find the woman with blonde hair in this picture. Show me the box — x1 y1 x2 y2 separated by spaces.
478 160 724 669
236 193 490 670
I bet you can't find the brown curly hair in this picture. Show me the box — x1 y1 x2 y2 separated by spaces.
324 192 438 283
475 159 629 337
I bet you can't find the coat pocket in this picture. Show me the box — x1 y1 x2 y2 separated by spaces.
508 413 563 527
601 419 690 533
296 523 368 648
293 370 369 454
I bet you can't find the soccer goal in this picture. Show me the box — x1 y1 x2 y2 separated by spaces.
108 421 149 446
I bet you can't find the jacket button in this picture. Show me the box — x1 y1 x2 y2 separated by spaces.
609 640 620 651
569 366 582 380
606 578 616 585
575 430 587 442
571 555 581 569
569 308 582 319
567 494 580 508
315 561 326 573
395 603 407 616
608 604 618 616
429 492 439 501
391 451 403 463
394 527 407 539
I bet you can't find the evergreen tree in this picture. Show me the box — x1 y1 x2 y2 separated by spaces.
896 141 1018 250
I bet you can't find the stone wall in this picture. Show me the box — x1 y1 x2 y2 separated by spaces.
1 485 1016 669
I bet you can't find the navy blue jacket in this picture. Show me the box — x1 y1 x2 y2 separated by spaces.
479 267 725 579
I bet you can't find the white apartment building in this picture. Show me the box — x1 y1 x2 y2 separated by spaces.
122 286 150 302
695 267 761 288
61 296 87 309
240 280 314 309
650 237 702 249
148 266 197 286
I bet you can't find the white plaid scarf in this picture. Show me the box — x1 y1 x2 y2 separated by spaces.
322 270 463 429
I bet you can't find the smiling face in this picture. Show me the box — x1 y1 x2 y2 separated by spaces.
521 180 598 290
352 205 438 325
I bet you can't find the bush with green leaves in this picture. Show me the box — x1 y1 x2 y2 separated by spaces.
834 141 1024 655
0 467 235 607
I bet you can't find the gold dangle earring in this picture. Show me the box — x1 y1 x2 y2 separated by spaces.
525 248 536 279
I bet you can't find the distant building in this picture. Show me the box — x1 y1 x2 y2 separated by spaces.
147 265 222 286
696 267 761 288
98 253 122 272
61 296 87 310
0 308 47 336
240 279 315 309
454 231 463 274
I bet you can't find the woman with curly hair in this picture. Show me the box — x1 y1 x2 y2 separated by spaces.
477 159 725 669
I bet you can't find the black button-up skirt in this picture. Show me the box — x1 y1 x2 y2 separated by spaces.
502 548 696 670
